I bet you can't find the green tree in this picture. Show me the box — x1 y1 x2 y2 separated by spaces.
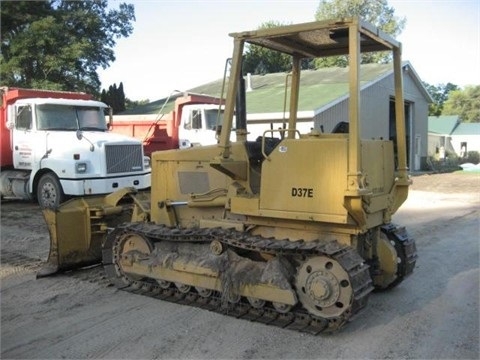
242 1 404 75
117 83 126 112
443 85 480 123
101 82 126 114
243 21 294 75
243 21 316 75
424 82 459 116
315 0 406 67
1 0 135 96
125 98 150 111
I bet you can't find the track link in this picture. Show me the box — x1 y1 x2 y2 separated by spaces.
103 223 374 334
380 224 417 288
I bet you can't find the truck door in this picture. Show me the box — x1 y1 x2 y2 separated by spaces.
12 105 34 169
12 104 42 170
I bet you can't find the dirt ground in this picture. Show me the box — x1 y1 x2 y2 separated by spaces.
1 172 479 359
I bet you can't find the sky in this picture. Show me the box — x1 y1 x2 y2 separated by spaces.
98 0 480 101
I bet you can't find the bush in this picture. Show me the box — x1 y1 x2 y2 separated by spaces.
463 151 480 164
427 152 462 173
428 150 479 172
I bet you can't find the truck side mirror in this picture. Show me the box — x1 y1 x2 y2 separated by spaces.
76 130 94 151
76 130 83 140
103 107 113 130
108 107 113 128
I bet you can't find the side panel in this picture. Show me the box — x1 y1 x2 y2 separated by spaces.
361 140 394 196
150 145 241 226
360 140 397 223
110 116 176 156
259 137 349 223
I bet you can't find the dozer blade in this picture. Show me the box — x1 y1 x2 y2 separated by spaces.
37 188 150 277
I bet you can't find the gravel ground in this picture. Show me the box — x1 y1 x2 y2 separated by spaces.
410 171 480 193
1 171 479 359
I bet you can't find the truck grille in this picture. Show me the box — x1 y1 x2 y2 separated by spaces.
105 144 143 174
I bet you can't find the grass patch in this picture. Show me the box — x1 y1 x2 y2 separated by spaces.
453 169 480 175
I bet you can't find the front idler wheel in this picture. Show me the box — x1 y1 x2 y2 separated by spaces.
109 232 153 288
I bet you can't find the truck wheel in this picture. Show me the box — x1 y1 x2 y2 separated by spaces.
37 173 64 208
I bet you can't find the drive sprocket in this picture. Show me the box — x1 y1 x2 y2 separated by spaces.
295 256 353 319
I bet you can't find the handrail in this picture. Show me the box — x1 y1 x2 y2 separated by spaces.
261 129 300 161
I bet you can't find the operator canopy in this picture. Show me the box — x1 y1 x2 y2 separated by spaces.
230 17 399 58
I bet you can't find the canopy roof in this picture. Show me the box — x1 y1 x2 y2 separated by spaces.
230 17 400 58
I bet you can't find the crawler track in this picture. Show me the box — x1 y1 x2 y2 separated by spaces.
103 223 374 334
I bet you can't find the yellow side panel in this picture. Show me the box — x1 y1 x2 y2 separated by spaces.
259 138 348 222
361 140 394 196
150 144 243 225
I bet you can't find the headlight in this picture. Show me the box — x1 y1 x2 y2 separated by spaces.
76 162 87 173
143 156 151 169
179 139 192 149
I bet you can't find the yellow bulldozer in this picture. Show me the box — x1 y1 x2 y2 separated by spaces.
39 17 416 333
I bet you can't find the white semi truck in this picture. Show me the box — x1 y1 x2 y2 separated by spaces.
0 87 151 208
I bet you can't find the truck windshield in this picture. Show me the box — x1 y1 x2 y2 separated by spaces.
205 109 236 130
36 104 107 131
205 109 222 130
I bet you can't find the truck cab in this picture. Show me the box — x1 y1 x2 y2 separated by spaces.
0 87 151 207
178 104 228 148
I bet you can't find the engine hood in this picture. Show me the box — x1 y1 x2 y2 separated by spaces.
42 131 143 156
77 130 143 146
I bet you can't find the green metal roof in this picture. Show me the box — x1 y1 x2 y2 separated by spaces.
192 63 394 114
428 116 480 136
428 115 460 135
452 122 480 136
121 63 400 115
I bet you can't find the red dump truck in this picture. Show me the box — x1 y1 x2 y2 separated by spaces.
110 93 225 157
